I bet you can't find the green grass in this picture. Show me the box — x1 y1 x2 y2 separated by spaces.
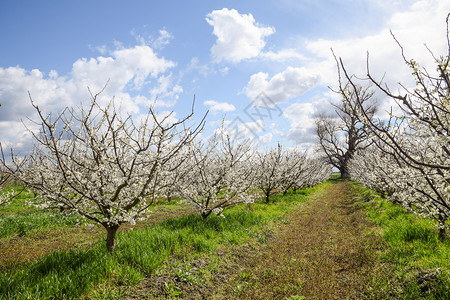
0 210 85 238
0 186 188 240
356 183 450 299
0 186 87 238
0 186 36 214
0 185 320 299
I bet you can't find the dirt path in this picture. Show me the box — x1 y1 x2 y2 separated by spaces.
127 181 388 299
226 180 385 299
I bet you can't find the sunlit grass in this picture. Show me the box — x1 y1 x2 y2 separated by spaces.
0 186 88 239
356 183 450 299
0 186 36 214
0 184 320 299
0 210 85 238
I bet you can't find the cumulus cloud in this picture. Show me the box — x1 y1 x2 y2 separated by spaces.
283 102 317 144
260 49 307 62
152 29 174 49
273 0 450 149
0 44 180 154
221 118 266 142
185 57 210 77
245 66 319 104
131 27 174 50
203 100 236 113
237 119 265 139
304 0 450 88
259 132 273 144
206 8 275 63
72 45 175 93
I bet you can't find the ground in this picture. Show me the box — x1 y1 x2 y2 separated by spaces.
125 181 391 299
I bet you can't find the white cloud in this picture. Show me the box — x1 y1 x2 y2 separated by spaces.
273 0 450 149
259 132 273 144
283 101 317 145
220 118 265 143
185 57 210 77
131 27 174 50
149 74 183 107
203 100 236 113
245 66 319 104
206 8 275 63
72 45 175 93
238 119 265 139
152 29 174 49
303 0 450 88
219 66 230 75
0 120 36 155
0 44 180 154
260 49 307 62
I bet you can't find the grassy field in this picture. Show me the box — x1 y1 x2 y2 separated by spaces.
0 184 318 299
1 181 449 299
355 183 450 299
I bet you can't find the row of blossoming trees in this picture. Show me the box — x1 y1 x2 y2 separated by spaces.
340 15 450 239
0 89 330 252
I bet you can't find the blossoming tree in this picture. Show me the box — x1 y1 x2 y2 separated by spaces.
279 148 308 195
253 145 288 203
341 15 450 238
0 88 205 252
0 165 12 206
175 129 256 218
253 146 331 203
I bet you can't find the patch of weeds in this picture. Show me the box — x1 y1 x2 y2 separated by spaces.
163 282 181 297
360 189 375 202
88 282 127 300
252 227 274 244
239 270 254 282
175 265 199 285
285 295 306 300
233 283 245 293
0 186 36 214
275 215 292 224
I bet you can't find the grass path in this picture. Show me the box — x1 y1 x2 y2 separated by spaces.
228 180 387 299
127 181 389 299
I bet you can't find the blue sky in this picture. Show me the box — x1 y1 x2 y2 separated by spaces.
1 0 449 154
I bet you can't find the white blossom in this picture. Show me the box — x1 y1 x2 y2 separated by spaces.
0 87 204 252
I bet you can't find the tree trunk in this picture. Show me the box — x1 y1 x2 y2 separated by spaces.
439 227 446 241
265 191 270 204
340 165 350 179
106 225 120 253
201 211 211 219
438 216 446 241
341 171 350 179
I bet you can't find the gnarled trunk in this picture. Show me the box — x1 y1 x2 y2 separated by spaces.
105 224 120 253
339 164 350 179
438 216 446 241
439 227 446 241
265 190 271 204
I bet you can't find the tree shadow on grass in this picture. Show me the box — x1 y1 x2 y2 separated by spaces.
0 244 111 299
